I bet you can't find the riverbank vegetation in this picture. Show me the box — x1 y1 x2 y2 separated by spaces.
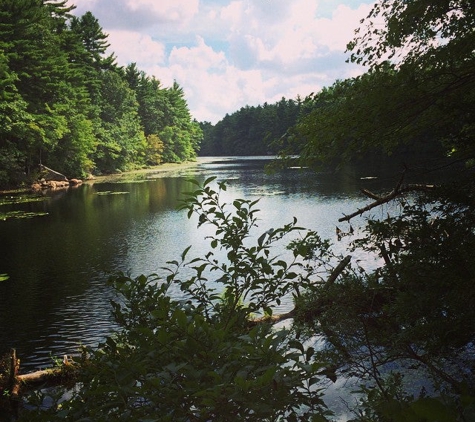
0 0 202 189
287 0 475 419
2 0 474 420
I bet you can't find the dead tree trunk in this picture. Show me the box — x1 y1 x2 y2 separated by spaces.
1 349 78 415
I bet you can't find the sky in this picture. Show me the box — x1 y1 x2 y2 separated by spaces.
66 0 374 124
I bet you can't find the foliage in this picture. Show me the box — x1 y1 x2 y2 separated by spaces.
284 0 475 169
93 70 147 173
280 0 475 420
294 183 475 415
145 134 165 165
0 1 201 187
347 0 474 70
21 177 337 421
200 97 307 156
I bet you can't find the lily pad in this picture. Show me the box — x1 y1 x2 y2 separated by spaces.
0 196 47 207
95 191 130 196
0 210 49 221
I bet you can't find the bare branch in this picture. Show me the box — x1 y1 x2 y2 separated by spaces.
339 184 436 222
360 188 381 200
325 255 352 287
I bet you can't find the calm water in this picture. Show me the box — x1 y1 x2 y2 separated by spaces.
0 157 408 369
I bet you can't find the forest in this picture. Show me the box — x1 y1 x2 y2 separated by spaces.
0 0 202 189
199 98 307 156
199 83 448 166
1 0 475 421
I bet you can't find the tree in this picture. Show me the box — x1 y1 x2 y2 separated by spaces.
291 0 475 167
0 0 64 173
0 52 32 186
200 98 304 157
144 134 165 165
125 64 167 138
93 70 146 173
0 0 100 180
160 82 202 162
0 2 201 186
283 0 475 419
69 11 115 71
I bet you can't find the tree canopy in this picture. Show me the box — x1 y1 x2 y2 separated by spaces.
199 97 307 156
0 0 201 188
286 0 474 168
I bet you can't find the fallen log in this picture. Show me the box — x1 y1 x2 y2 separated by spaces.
1 349 78 405
16 367 69 390
249 309 296 326
39 164 68 182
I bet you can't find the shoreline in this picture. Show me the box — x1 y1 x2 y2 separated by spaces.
0 161 202 195
85 160 201 184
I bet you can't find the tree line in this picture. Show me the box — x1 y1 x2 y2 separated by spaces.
0 0 202 188
199 83 448 168
199 97 312 156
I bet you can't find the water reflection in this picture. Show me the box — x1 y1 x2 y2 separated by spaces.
0 157 408 369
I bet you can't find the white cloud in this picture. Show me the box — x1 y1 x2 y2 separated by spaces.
168 36 226 70
219 1 247 32
107 30 166 66
313 4 371 51
123 0 199 24
71 0 199 30
67 0 374 123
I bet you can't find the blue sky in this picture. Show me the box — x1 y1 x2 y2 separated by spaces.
67 0 374 123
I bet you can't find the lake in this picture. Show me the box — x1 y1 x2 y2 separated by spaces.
0 156 409 369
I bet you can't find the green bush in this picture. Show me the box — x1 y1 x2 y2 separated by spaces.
21 177 333 421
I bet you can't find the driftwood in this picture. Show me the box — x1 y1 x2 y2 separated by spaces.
1 349 77 410
30 164 83 191
0 349 76 418
249 309 296 326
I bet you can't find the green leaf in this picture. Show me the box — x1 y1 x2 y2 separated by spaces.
288 339 305 354
203 176 217 186
306 347 315 362
257 232 267 247
181 245 192 260
187 178 201 186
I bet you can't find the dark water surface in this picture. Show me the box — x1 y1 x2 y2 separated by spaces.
0 157 418 369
